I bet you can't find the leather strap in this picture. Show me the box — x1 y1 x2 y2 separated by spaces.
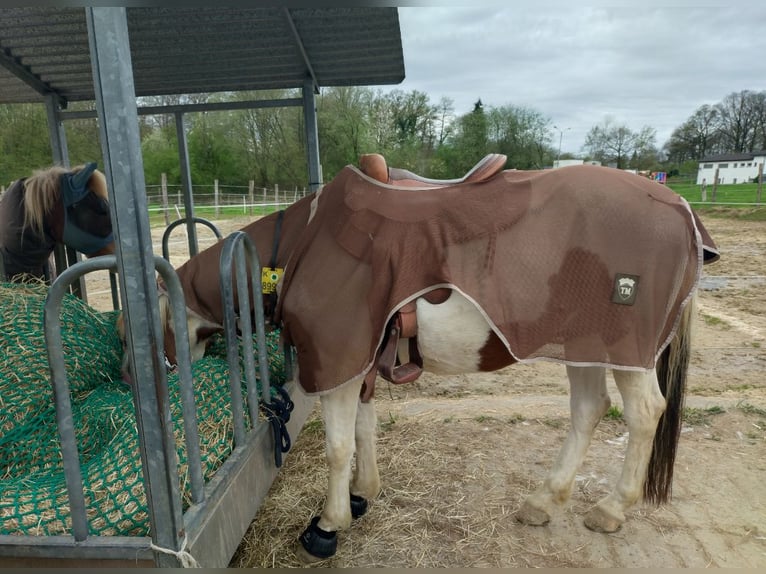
359 289 452 402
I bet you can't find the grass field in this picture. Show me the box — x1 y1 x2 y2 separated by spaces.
668 181 764 205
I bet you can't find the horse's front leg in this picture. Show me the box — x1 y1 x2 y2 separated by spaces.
517 365 610 526
584 368 665 532
298 376 363 562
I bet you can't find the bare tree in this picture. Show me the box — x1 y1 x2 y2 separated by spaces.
584 116 656 169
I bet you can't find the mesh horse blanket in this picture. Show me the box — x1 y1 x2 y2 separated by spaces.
277 163 718 396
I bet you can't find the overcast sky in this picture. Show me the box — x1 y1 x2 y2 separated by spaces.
388 2 766 156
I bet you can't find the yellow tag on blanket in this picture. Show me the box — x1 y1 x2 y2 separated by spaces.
261 267 284 294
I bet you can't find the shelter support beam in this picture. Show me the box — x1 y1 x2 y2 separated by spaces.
86 7 184 567
45 94 88 301
303 77 322 192
175 112 199 257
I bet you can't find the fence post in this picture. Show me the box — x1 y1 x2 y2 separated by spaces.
161 172 169 225
712 167 719 202
249 180 254 215
275 183 279 208
214 179 220 217
758 163 763 205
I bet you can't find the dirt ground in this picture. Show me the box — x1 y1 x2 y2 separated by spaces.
87 210 766 568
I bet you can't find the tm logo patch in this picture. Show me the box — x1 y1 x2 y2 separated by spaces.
612 274 640 305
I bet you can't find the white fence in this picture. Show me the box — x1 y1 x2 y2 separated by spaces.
146 174 309 224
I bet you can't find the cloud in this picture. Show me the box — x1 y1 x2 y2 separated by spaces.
387 4 766 155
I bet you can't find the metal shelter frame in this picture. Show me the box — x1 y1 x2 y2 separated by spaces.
0 6 404 567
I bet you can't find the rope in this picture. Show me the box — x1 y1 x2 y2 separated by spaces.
150 534 200 568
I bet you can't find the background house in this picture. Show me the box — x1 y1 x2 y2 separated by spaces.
696 151 766 185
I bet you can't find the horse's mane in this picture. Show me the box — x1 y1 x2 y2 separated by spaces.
23 164 108 236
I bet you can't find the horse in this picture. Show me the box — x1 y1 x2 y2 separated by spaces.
0 162 115 283
129 154 719 563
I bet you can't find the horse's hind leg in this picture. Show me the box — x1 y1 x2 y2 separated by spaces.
350 396 381 517
517 366 610 526
584 368 665 533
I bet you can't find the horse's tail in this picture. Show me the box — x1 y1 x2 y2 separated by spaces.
644 295 695 504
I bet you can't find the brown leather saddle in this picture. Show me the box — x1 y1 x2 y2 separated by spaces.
359 152 507 188
357 153 507 400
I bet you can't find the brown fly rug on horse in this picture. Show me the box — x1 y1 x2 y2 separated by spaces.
154 157 719 563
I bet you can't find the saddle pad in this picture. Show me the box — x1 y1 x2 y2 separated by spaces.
279 164 717 396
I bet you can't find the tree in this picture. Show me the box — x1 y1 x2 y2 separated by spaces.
487 105 550 169
583 117 656 169
664 104 720 163
714 90 762 153
0 104 50 183
443 99 489 176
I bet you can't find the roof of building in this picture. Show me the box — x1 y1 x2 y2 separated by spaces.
0 6 405 106
699 151 766 163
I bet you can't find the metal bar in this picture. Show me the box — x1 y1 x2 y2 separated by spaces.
233 245 260 426
0 534 153 562
44 93 69 165
44 94 88 300
161 217 222 262
153 255 205 505
283 8 318 93
175 112 199 257
184 380 315 568
86 7 183 566
0 44 66 106
108 272 119 310
302 76 322 192
219 233 248 446
44 260 116 541
57 97 303 120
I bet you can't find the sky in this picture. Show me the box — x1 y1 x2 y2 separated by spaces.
387 2 766 156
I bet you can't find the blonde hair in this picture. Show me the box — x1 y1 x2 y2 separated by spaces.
23 164 108 236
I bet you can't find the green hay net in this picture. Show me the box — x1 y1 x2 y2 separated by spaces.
0 282 286 537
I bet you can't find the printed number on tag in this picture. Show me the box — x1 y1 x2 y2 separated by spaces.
261 267 284 294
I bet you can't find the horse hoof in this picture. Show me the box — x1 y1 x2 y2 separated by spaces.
515 501 551 526
350 494 368 519
297 516 337 562
583 506 623 533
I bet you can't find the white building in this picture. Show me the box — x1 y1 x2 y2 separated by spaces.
696 151 766 185
553 159 601 169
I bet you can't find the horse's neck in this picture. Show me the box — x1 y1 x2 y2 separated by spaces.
250 194 314 270
0 180 55 278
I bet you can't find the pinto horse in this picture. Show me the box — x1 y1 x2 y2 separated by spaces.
142 155 719 562
0 162 114 282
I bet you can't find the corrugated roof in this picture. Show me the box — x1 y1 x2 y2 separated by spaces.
699 151 766 162
0 6 405 105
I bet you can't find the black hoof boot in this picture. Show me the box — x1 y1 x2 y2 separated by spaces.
350 494 368 519
297 516 337 562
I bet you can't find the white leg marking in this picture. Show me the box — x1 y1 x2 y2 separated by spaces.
351 398 381 501
517 366 610 524
415 292 492 374
586 368 666 531
318 376 363 532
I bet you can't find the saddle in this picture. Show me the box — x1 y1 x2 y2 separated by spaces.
357 153 507 400
359 153 507 187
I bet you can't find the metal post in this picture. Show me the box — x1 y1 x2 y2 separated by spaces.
86 8 184 566
175 112 199 256
302 76 321 192
45 94 89 300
